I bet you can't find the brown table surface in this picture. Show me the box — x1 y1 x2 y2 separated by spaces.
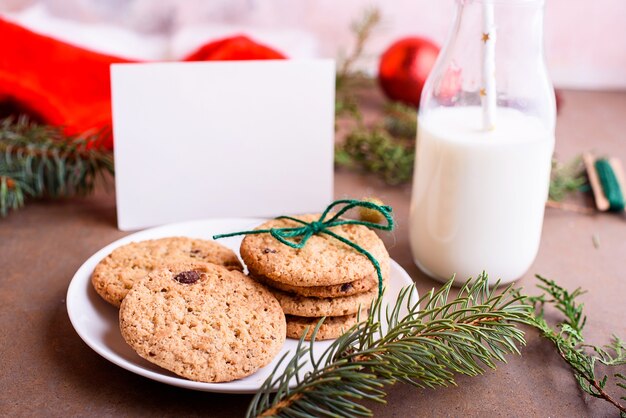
1 89 625 417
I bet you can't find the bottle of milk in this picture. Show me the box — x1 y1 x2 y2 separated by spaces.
409 0 556 285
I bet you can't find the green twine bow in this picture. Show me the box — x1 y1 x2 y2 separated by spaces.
213 199 394 297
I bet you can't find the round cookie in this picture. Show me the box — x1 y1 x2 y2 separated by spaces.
240 214 390 287
251 273 377 298
270 286 377 317
92 237 242 307
119 262 286 383
286 311 368 341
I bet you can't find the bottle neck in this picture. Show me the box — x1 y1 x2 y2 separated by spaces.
420 0 554 130
453 0 547 56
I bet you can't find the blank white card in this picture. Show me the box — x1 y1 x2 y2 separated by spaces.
111 60 335 230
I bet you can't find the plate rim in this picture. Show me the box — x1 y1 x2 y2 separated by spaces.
66 217 416 393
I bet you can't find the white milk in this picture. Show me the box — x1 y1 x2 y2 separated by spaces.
409 106 554 284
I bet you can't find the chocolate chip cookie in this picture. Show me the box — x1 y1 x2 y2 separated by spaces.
92 237 242 307
119 262 285 383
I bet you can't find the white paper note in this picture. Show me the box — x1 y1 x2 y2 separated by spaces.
111 60 335 230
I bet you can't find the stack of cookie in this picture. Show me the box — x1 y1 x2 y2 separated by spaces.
89 211 392 382
240 214 390 340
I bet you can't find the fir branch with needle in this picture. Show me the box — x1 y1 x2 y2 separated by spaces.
333 7 418 185
0 163 32 216
247 274 530 417
527 276 626 416
382 101 418 140
336 7 382 89
0 116 114 217
336 126 415 185
545 155 595 214
548 155 588 202
336 102 416 185
335 8 381 121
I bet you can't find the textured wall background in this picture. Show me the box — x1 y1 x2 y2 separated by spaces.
298 0 626 90
2 0 625 89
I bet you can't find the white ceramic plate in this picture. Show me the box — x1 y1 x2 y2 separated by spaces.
66 218 416 393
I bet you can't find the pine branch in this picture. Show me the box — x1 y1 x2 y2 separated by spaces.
0 116 114 217
549 155 587 202
337 7 382 88
382 102 417 140
336 99 416 186
528 275 626 415
335 8 381 121
247 274 530 417
333 7 418 186
0 164 31 216
335 127 414 185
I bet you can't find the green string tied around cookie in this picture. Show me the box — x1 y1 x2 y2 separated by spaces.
213 199 394 297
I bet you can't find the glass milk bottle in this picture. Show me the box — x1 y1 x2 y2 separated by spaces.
409 0 556 285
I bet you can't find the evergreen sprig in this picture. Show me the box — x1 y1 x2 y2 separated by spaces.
549 156 587 201
333 6 418 186
0 117 114 217
336 127 414 185
527 276 626 416
335 101 417 185
382 102 417 140
336 8 382 91
247 274 530 417
335 8 381 122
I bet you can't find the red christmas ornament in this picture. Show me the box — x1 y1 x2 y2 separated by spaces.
184 35 285 61
378 37 440 107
